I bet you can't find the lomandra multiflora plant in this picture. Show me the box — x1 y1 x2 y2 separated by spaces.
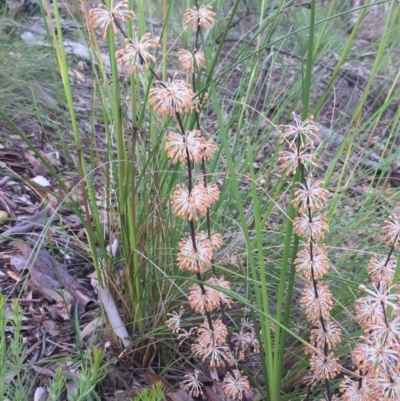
89 1 257 400
278 115 342 401
279 115 400 400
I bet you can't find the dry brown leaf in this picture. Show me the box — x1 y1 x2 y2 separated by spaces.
48 300 71 320
7 270 21 281
24 151 47 175
80 316 103 340
0 210 8 225
204 387 221 401
42 319 61 336
165 389 193 401
144 370 173 392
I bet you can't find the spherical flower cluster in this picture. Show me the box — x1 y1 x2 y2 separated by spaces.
293 213 329 241
115 34 160 73
292 179 328 213
150 78 194 116
89 0 134 39
188 284 221 314
197 318 228 347
166 130 205 164
300 281 334 323
310 352 341 380
295 246 329 280
278 113 320 147
367 254 396 285
207 276 232 307
222 370 250 401
310 321 342 350
184 4 216 31
171 183 209 221
183 371 203 398
278 144 317 173
177 235 213 272
383 214 400 249
179 49 206 73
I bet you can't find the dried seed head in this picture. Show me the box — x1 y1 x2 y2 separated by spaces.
310 352 341 380
222 370 250 401
184 4 216 31
367 254 396 285
188 284 220 314
293 213 329 241
166 130 205 164
300 281 333 323
89 1 134 39
171 183 209 221
292 178 328 213
295 246 329 280
179 49 206 73
177 235 213 272
310 321 342 350
150 77 194 116
115 34 160 73
183 370 203 398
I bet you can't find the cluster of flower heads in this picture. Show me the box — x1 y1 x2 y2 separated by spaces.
339 215 400 400
279 114 342 397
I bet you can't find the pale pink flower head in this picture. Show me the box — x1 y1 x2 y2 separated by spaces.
367 254 396 285
310 352 341 380
293 213 329 241
198 318 228 347
383 214 400 249
166 308 184 333
183 370 203 398
196 231 223 251
222 370 250 401
310 320 342 350
171 183 209 221
295 246 329 280
89 1 134 39
149 77 194 116
115 34 160 73
188 284 220 314
166 130 204 164
278 144 317 173
207 276 232 307
184 4 216 31
179 49 206 73
300 281 333 323
177 235 213 272
278 112 320 147
202 137 218 161
292 178 328 213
